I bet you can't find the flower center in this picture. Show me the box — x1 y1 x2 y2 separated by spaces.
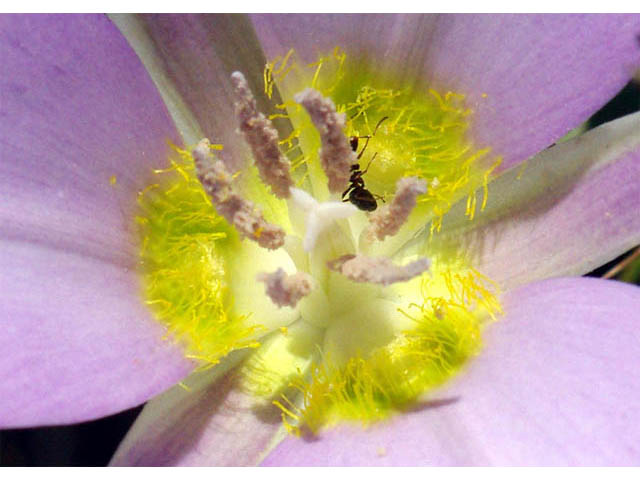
135 48 502 434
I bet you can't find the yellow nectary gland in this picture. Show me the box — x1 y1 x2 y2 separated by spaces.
265 47 501 231
272 267 499 435
136 145 262 366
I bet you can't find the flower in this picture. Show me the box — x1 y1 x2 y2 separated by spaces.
1 13 640 466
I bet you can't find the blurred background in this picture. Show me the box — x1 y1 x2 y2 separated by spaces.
1 74 640 467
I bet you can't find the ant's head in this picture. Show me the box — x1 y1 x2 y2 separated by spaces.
349 117 388 158
350 163 360 171
349 136 359 152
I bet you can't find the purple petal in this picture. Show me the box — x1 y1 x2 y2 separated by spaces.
251 14 438 74
0 14 192 427
250 14 640 171
251 14 439 73
432 112 640 291
420 14 640 172
110 364 285 466
262 277 640 466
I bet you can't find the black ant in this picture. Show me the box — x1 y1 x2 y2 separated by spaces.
342 117 388 212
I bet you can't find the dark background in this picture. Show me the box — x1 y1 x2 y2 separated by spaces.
2 80 640 467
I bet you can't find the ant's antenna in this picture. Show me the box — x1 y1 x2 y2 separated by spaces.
372 116 389 136
356 116 389 160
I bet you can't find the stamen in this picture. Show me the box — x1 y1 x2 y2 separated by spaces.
231 71 294 198
366 177 427 242
327 254 430 286
294 88 355 193
257 268 314 308
193 139 285 250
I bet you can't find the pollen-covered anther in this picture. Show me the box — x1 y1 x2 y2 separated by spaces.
257 268 314 308
294 88 354 193
231 71 294 198
193 138 285 249
367 177 427 242
327 254 430 286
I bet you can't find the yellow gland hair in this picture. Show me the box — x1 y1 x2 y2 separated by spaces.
272 266 501 435
136 144 262 367
264 47 501 231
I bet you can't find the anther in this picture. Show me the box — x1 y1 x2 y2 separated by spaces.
366 177 427 241
257 268 314 308
294 88 355 193
193 139 285 250
327 254 430 286
231 71 294 199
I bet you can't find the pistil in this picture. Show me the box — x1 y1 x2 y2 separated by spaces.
289 187 357 252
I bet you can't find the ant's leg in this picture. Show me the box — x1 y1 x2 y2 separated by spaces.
357 136 371 160
361 152 378 175
352 174 365 188
342 186 353 201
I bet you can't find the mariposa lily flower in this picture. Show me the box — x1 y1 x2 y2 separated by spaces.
1 13 640 466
